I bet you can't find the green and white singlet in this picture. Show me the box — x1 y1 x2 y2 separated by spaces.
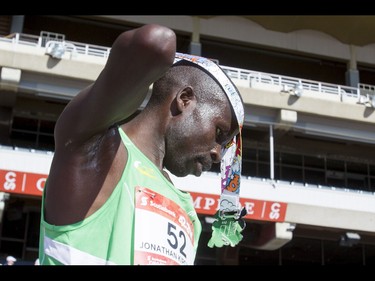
39 127 202 265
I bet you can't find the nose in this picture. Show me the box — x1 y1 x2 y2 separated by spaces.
210 143 222 164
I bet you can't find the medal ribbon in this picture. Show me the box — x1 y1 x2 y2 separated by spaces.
174 53 246 248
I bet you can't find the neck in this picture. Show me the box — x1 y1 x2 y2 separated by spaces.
121 112 166 171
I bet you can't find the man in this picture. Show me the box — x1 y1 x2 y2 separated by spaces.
39 24 245 265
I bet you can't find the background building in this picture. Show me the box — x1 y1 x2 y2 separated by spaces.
0 15 375 265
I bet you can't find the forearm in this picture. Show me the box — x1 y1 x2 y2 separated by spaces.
55 24 177 148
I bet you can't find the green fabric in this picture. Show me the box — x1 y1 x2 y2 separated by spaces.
39 126 201 265
207 208 246 248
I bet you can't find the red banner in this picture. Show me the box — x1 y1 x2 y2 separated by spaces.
190 192 287 222
0 169 46 197
0 169 287 222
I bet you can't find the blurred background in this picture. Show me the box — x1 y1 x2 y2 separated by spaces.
0 15 375 265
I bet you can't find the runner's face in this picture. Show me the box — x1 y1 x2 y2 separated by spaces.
164 98 238 177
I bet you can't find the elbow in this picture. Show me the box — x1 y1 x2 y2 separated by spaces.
114 24 176 68
138 24 177 67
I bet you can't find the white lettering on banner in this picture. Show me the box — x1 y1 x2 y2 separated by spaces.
22 173 26 192
193 196 220 210
269 203 281 220
193 196 202 209
0 169 46 196
4 171 16 191
203 197 217 210
190 192 288 222
261 201 266 218
244 201 255 215
36 178 46 192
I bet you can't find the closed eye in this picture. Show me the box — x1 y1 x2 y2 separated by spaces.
216 127 222 138
216 127 231 146
216 127 225 141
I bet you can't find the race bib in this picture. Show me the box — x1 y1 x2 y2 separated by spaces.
134 187 196 265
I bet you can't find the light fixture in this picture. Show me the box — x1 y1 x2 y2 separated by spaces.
357 94 375 108
366 98 375 108
45 41 66 59
293 81 303 97
281 82 303 97
339 232 361 247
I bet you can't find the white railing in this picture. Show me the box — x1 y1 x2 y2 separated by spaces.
1 32 375 105
0 33 111 58
221 65 374 104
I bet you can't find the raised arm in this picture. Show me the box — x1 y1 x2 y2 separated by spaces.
55 24 176 150
43 24 177 225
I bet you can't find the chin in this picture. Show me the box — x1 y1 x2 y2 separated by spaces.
166 167 188 178
175 171 190 177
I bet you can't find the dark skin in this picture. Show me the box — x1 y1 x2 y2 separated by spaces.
44 24 239 226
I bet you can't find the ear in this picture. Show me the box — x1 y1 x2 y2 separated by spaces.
176 86 196 112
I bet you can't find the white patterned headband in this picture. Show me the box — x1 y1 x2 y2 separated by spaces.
173 53 244 217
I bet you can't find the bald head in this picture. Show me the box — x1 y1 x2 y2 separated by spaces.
147 61 227 109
